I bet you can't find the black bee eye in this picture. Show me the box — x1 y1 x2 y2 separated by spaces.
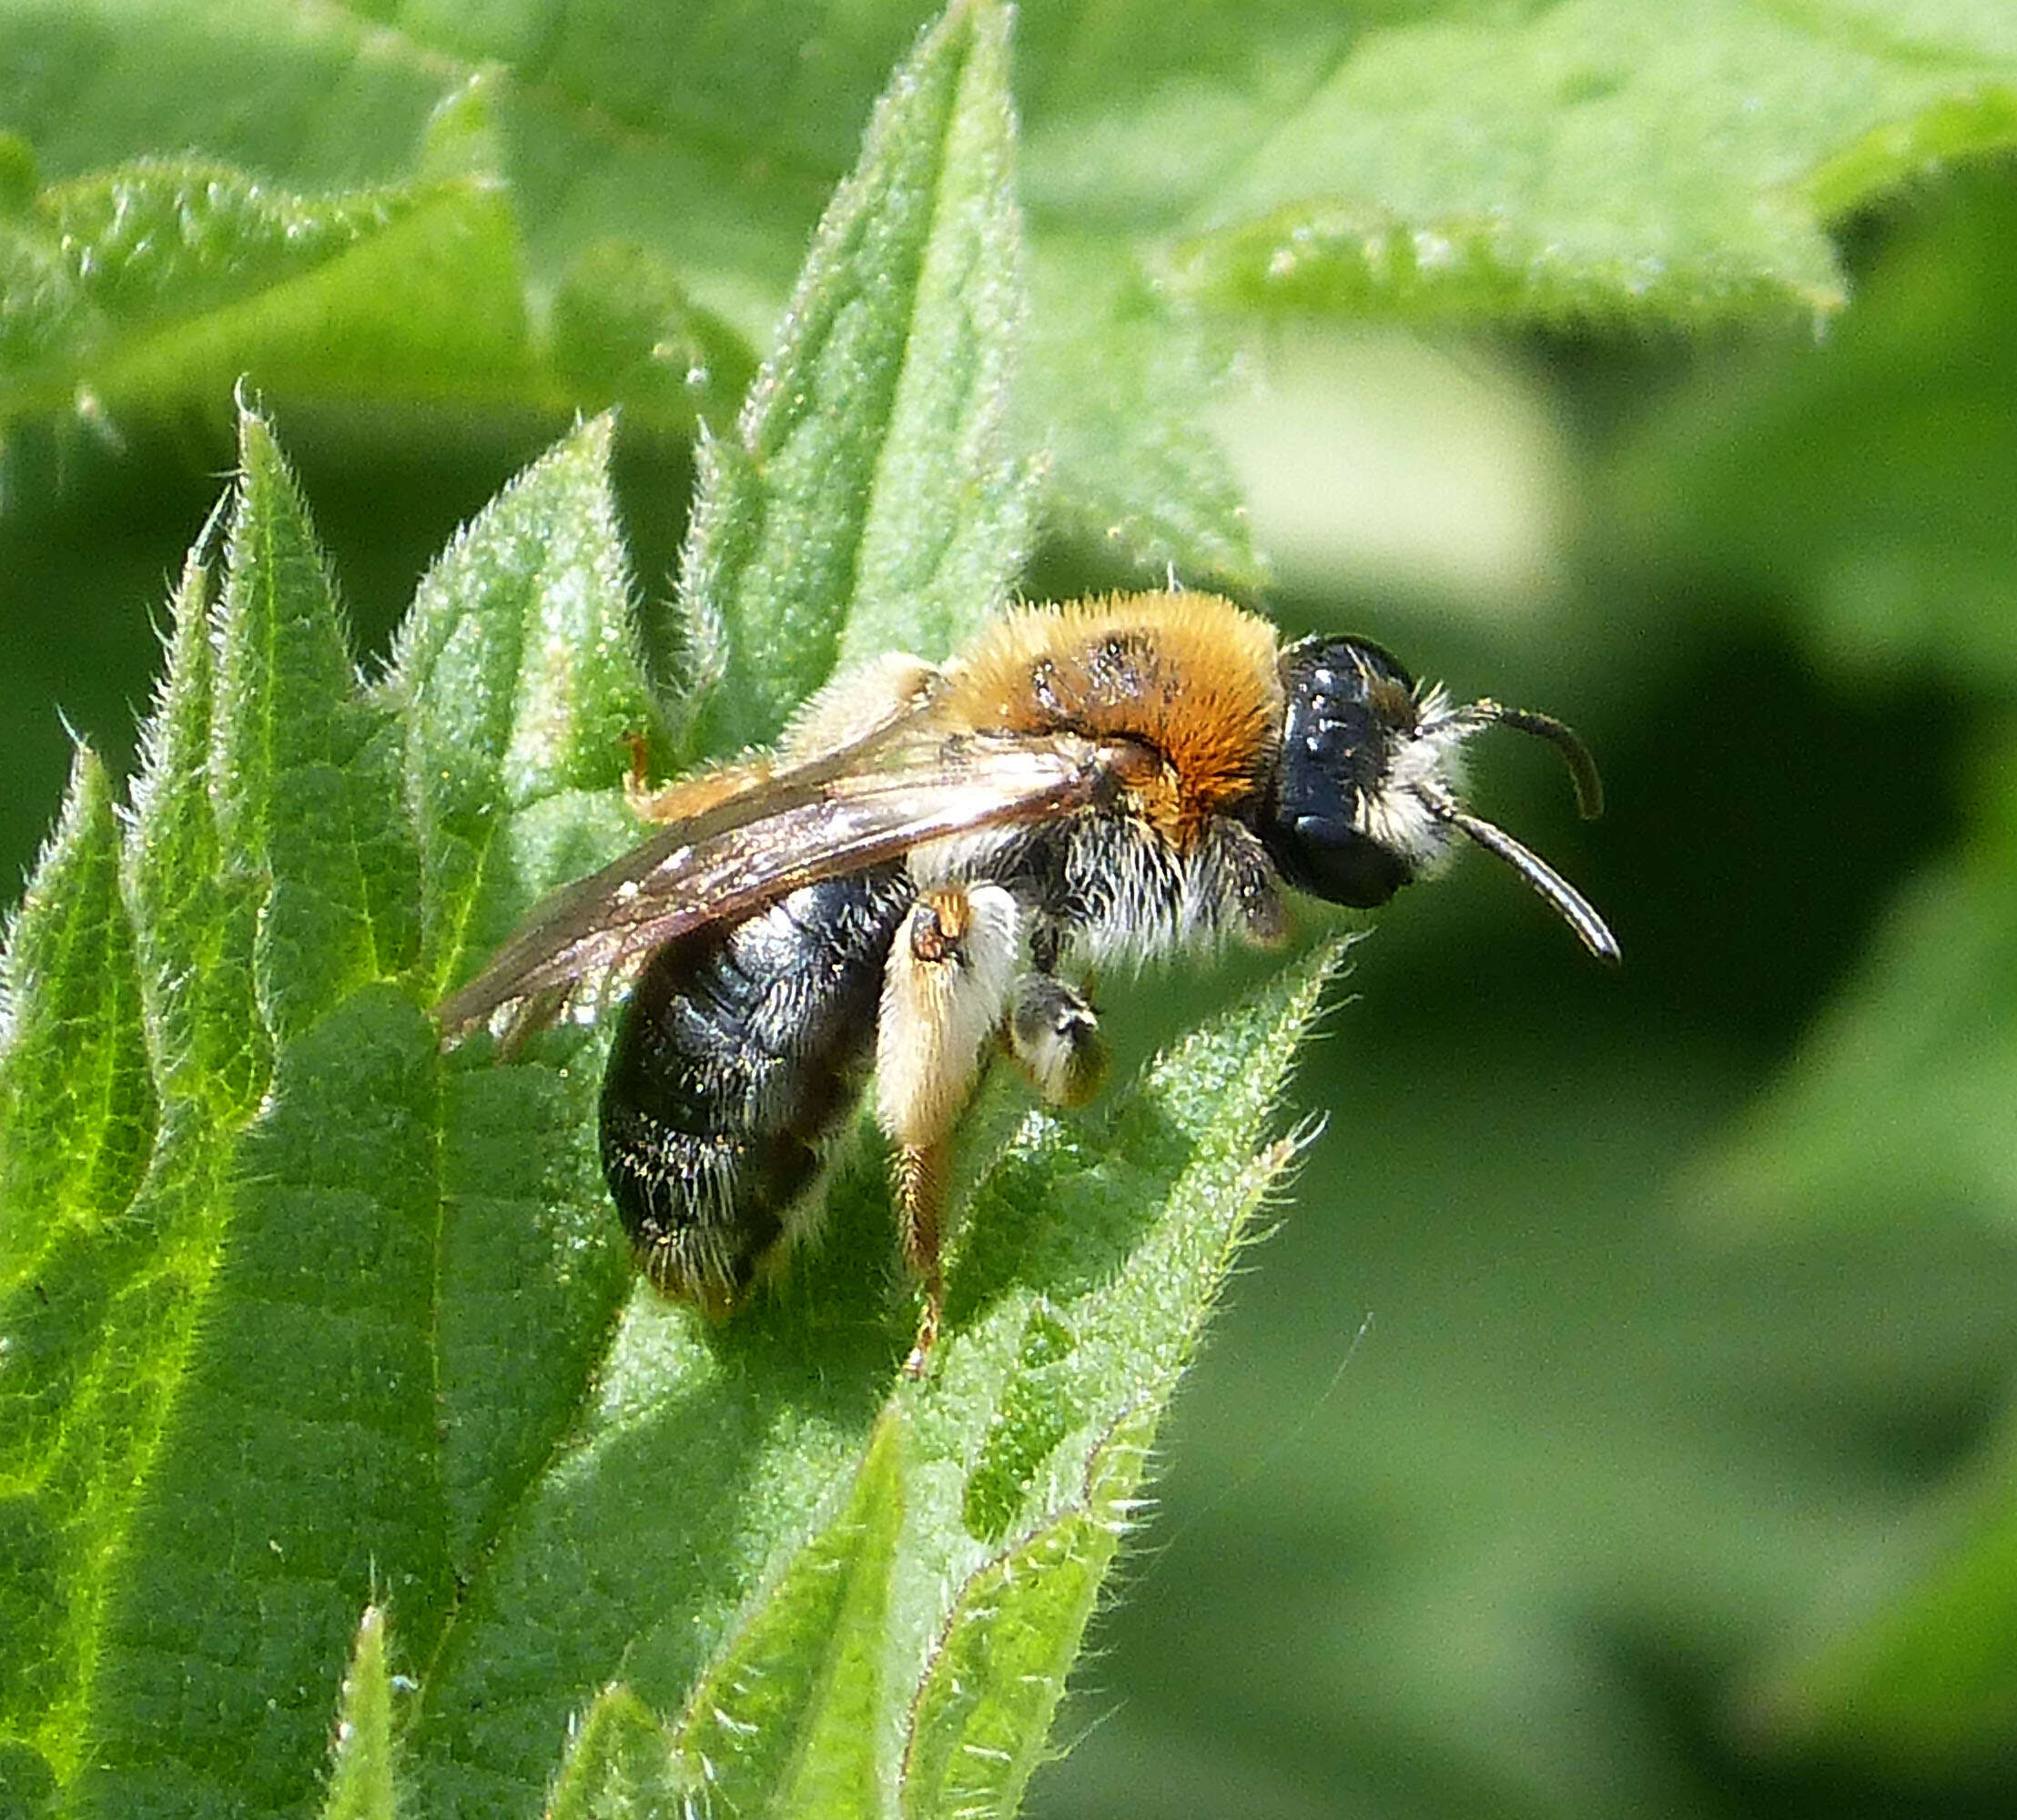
1263 636 1418 908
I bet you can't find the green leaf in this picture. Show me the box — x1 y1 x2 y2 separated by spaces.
1 10 1351 1811
0 550 258 1789
541 1684 675 1820
1126 1 2017 325
1698 773 2017 1229
20 0 2015 331
126 540 270 1122
904 1407 1150 1819
403 936 1334 1814
1023 237 1262 591
665 1411 907 1812
387 411 652 1586
0 394 659 1814
320 1605 399 1820
0 396 676 1818
216 411 417 1033
547 239 758 425
6 0 2016 494
0 74 751 437
0 266 1343 1820
0 745 154 1788
0 81 530 419
1742 1445 2017 1774
0 744 154 1274
390 412 662 991
1614 162 2017 684
678 0 1030 753
61 429 443 1820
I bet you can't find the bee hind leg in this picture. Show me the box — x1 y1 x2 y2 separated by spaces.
876 882 1022 1375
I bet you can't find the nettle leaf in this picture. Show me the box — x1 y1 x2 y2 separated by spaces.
1615 164 2017 687
0 7 1343 1815
540 1684 673 1820
18 1 2017 335
664 1410 908 1813
1080 1 2017 326
440 951 1334 1818
393 410 664 989
0 745 155 1276
0 555 253 1792
678 0 1031 754
0 80 530 421
320 1606 398 1820
8 0 2016 624
0 747 156 1778
390 413 656 1590
1698 758 2017 1775
1740 1440 2017 1777
1022 236 1263 592
60 418 448 1820
1699 764 2017 1232
0 397 655 1815
902 1406 1150 1818
0 76 749 434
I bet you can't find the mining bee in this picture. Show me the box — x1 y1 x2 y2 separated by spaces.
438 592 1617 1371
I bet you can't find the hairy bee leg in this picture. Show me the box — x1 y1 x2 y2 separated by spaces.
1008 974 1108 1107
780 651 938 755
626 754 776 824
894 1138 950 1373
622 652 939 826
877 882 1021 1374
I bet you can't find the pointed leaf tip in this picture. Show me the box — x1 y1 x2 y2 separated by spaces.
321 1605 398 1820
1 738 154 1259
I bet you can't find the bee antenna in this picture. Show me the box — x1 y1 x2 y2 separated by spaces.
1459 700 1606 821
1414 782 1622 966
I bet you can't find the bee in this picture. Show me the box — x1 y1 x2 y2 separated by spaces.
438 591 1617 1371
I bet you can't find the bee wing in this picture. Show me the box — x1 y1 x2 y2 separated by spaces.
436 727 1115 1042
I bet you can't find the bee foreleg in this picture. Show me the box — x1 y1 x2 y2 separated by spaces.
877 882 1021 1374
1008 973 1107 1108
622 651 940 825
781 650 939 757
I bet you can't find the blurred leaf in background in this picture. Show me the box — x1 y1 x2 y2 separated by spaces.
7 0 2017 1817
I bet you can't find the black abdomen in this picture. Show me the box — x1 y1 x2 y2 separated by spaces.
598 865 912 1309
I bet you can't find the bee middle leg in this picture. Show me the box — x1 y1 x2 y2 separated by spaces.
877 882 1021 1375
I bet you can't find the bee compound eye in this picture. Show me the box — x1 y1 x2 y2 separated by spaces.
1278 817 1414 908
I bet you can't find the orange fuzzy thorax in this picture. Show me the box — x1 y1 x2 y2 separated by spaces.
938 592 1284 844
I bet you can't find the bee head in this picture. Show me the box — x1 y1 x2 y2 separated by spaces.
1262 637 1424 908
1264 635 1620 962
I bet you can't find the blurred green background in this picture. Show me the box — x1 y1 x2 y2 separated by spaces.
7 2 2017 1815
